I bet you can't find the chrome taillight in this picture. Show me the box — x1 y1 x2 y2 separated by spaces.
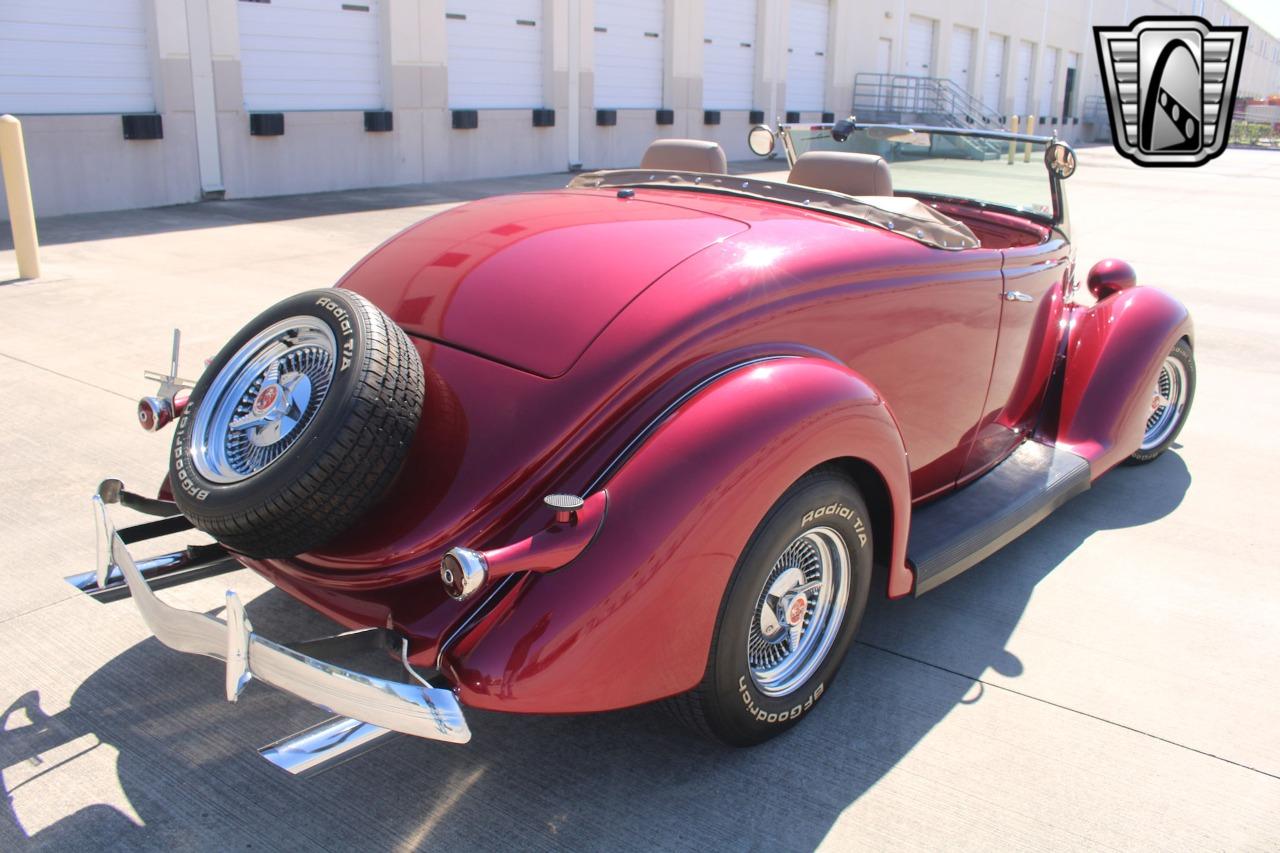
137 396 172 432
440 493 605 602
137 389 189 432
138 329 196 433
441 548 488 601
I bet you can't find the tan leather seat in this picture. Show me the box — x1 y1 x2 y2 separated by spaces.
639 139 728 174
787 151 894 197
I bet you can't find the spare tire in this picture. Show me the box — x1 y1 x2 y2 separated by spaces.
170 288 425 558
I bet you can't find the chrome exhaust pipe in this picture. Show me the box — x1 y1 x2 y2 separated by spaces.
259 717 399 778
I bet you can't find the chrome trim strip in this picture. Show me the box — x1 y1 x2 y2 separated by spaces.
435 573 520 673
100 503 471 747
585 356 798 494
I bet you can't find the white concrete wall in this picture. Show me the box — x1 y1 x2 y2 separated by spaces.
3 0 1279 221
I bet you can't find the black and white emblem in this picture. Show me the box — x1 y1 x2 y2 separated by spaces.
1094 16 1247 167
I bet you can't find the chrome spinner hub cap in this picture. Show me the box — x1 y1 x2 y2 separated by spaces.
190 317 337 484
1141 355 1187 451
747 526 851 698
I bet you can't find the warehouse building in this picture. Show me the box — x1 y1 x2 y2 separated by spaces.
2 0 1278 221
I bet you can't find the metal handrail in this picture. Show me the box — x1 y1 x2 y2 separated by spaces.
852 73 1005 127
782 120 1056 146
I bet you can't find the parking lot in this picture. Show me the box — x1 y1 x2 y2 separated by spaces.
1 144 1278 851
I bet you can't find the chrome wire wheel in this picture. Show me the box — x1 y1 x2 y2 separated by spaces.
189 317 337 484
746 526 851 698
1141 355 1188 452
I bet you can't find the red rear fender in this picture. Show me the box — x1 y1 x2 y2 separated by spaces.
440 357 912 713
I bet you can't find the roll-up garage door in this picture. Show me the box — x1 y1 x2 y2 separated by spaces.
906 16 935 76
949 25 975 92
0 0 154 114
1012 40 1034 116
1038 46 1059 118
786 0 828 112
982 33 1006 112
594 0 663 108
238 0 383 112
703 0 756 110
447 1 544 108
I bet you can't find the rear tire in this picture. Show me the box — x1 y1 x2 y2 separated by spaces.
1126 339 1195 465
666 469 873 746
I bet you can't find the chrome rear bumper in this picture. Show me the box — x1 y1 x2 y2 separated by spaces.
72 491 470 775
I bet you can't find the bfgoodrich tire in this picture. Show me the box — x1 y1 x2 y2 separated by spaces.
666 468 873 746
170 288 424 558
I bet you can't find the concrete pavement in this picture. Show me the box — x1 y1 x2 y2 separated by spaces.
1 148 1278 851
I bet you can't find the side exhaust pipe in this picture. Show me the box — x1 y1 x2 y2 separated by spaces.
259 717 398 778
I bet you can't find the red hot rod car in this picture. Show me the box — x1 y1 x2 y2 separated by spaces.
73 120 1194 776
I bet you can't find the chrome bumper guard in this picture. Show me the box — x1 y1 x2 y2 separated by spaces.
71 490 471 776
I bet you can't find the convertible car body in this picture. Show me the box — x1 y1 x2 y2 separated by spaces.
72 120 1194 775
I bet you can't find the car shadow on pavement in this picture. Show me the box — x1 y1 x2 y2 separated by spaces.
1 453 1190 851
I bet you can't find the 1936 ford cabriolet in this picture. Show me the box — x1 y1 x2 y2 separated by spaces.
72 120 1195 776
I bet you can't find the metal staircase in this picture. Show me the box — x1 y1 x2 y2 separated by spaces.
851 73 1009 159
853 73 1006 126
1083 95 1112 141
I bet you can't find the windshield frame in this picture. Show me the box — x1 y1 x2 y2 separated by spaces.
777 121 1071 238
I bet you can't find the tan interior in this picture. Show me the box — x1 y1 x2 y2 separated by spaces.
788 151 894 198
640 139 728 174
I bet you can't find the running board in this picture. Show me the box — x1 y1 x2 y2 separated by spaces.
908 441 1091 595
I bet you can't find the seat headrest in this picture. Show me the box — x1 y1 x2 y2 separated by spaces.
640 139 728 174
788 151 894 197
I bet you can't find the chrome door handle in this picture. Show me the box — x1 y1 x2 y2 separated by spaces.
1003 290 1034 302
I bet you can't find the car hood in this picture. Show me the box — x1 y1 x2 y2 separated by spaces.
339 190 749 377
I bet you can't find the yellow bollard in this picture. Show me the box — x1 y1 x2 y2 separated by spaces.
1008 115 1019 164
0 115 40 280
1024 115 1037 163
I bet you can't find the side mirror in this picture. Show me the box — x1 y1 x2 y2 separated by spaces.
747 125 776 157
1086 258 1137 300
1045 140 1077 179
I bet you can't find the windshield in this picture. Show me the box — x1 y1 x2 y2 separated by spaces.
783 124 1057 220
